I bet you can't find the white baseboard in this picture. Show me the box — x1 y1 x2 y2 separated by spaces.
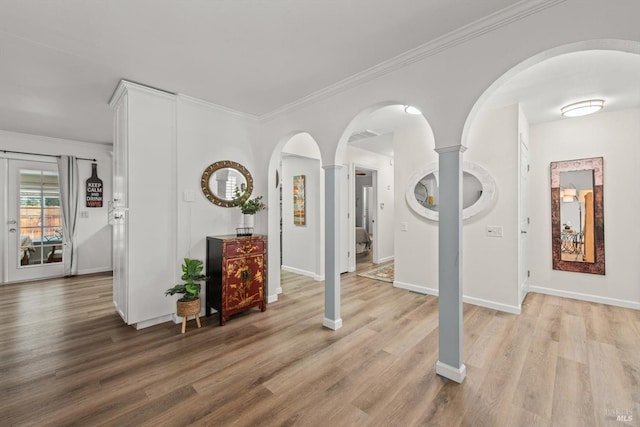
313 274 325 281
281 265 316 279
436 361 466 383
267 294 278 303
134 313 174 330
378 255 394 263
276 287 283 295
528 285 640 310
78 267 113 275
322 317 343 330
394 280 438 296
393 280 521 314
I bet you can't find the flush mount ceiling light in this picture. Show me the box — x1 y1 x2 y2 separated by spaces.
560 99 604 117
404 105 422 115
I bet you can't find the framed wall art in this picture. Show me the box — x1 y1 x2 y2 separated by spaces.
293 175 306 225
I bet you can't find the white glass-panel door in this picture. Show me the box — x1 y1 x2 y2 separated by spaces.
7 160 64 282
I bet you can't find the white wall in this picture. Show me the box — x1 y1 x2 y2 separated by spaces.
529 108 640 308
175 96 260 270
0 130 113 282
281 154 322 278
393 120 438 290
465 105 520 312
393 105 522 313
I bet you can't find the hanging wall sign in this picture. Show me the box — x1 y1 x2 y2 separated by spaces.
86 162 103 207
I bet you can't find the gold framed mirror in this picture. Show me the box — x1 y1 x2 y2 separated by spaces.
550 157 605 275
201 160 253 207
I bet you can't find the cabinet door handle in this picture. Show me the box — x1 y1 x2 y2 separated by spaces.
241 269 252 282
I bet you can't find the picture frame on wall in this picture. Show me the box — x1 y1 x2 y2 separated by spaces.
293 175 306 225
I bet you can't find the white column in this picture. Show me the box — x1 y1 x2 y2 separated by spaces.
435 146 466 383
322 165 342 330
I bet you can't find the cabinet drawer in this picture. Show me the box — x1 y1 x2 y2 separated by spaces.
225 239 265 257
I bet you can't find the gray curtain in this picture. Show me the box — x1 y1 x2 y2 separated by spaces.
57 156 79 276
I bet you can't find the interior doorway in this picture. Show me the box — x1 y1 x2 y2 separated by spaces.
354 167 377 271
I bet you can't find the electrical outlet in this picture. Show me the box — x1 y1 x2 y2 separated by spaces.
486 226 503 237
401 222 408 231
80 211 89 218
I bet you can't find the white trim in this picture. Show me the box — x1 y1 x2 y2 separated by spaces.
322 317 343 330
313 274 325 281
177 94 259 121
281 265 317 279
528 286 640 310
133 313 174 330
260 0 564 121
434 145 467 154
393 280 521 314
464 295 521 315
109 80 175 108
77 267 113 275
394 280 439 296
378 255 394 263
276 286 283 295
0 129 112 149
405 161 497 222
267 294 278 303
436 361 467 383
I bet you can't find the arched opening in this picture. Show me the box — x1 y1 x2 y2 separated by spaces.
267 132 323 302
333 102 437 295
462 40 640 312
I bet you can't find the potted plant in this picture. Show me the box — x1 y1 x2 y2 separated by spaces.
165 258 207 333
233 185 267 229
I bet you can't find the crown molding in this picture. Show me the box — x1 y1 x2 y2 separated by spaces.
259 0 565 122
177 94 259 121
109 80 176 108
0 129 112 149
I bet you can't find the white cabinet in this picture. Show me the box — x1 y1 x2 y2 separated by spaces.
110 81 177 328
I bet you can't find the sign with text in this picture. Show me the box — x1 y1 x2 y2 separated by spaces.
86 162 103 207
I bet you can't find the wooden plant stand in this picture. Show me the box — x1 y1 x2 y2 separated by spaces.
176 298 201 333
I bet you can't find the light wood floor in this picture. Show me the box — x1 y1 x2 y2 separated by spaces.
1 272 639 426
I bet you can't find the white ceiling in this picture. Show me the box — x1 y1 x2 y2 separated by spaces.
0 0 522 144
2 3 638 147
484 50 640 124
349 50 640 157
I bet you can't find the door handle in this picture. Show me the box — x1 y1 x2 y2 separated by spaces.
7 220 16 224
520 230 527 234
9 228 16 233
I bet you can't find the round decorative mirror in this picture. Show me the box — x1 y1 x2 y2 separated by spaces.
406 161 496 221
201 160 253 207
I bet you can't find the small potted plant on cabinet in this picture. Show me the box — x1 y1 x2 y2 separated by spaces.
165 258 207 333
233 185 267 232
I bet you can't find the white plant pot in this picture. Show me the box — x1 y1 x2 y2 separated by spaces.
243 214 255 228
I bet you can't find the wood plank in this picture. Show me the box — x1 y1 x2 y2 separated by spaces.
558 313 588 364
0 272 638 426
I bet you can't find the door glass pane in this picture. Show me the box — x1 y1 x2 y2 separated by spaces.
19 169 63 266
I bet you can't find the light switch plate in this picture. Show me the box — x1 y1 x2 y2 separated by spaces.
486 225 503 237
183 190 195 202
80 211 89 218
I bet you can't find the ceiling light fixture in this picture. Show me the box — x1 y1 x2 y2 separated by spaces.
404 105 422 115
560 99 604 117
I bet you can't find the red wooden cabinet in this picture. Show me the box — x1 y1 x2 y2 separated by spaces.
206 235 266 325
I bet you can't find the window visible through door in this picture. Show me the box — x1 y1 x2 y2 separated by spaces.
18 169 64 266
